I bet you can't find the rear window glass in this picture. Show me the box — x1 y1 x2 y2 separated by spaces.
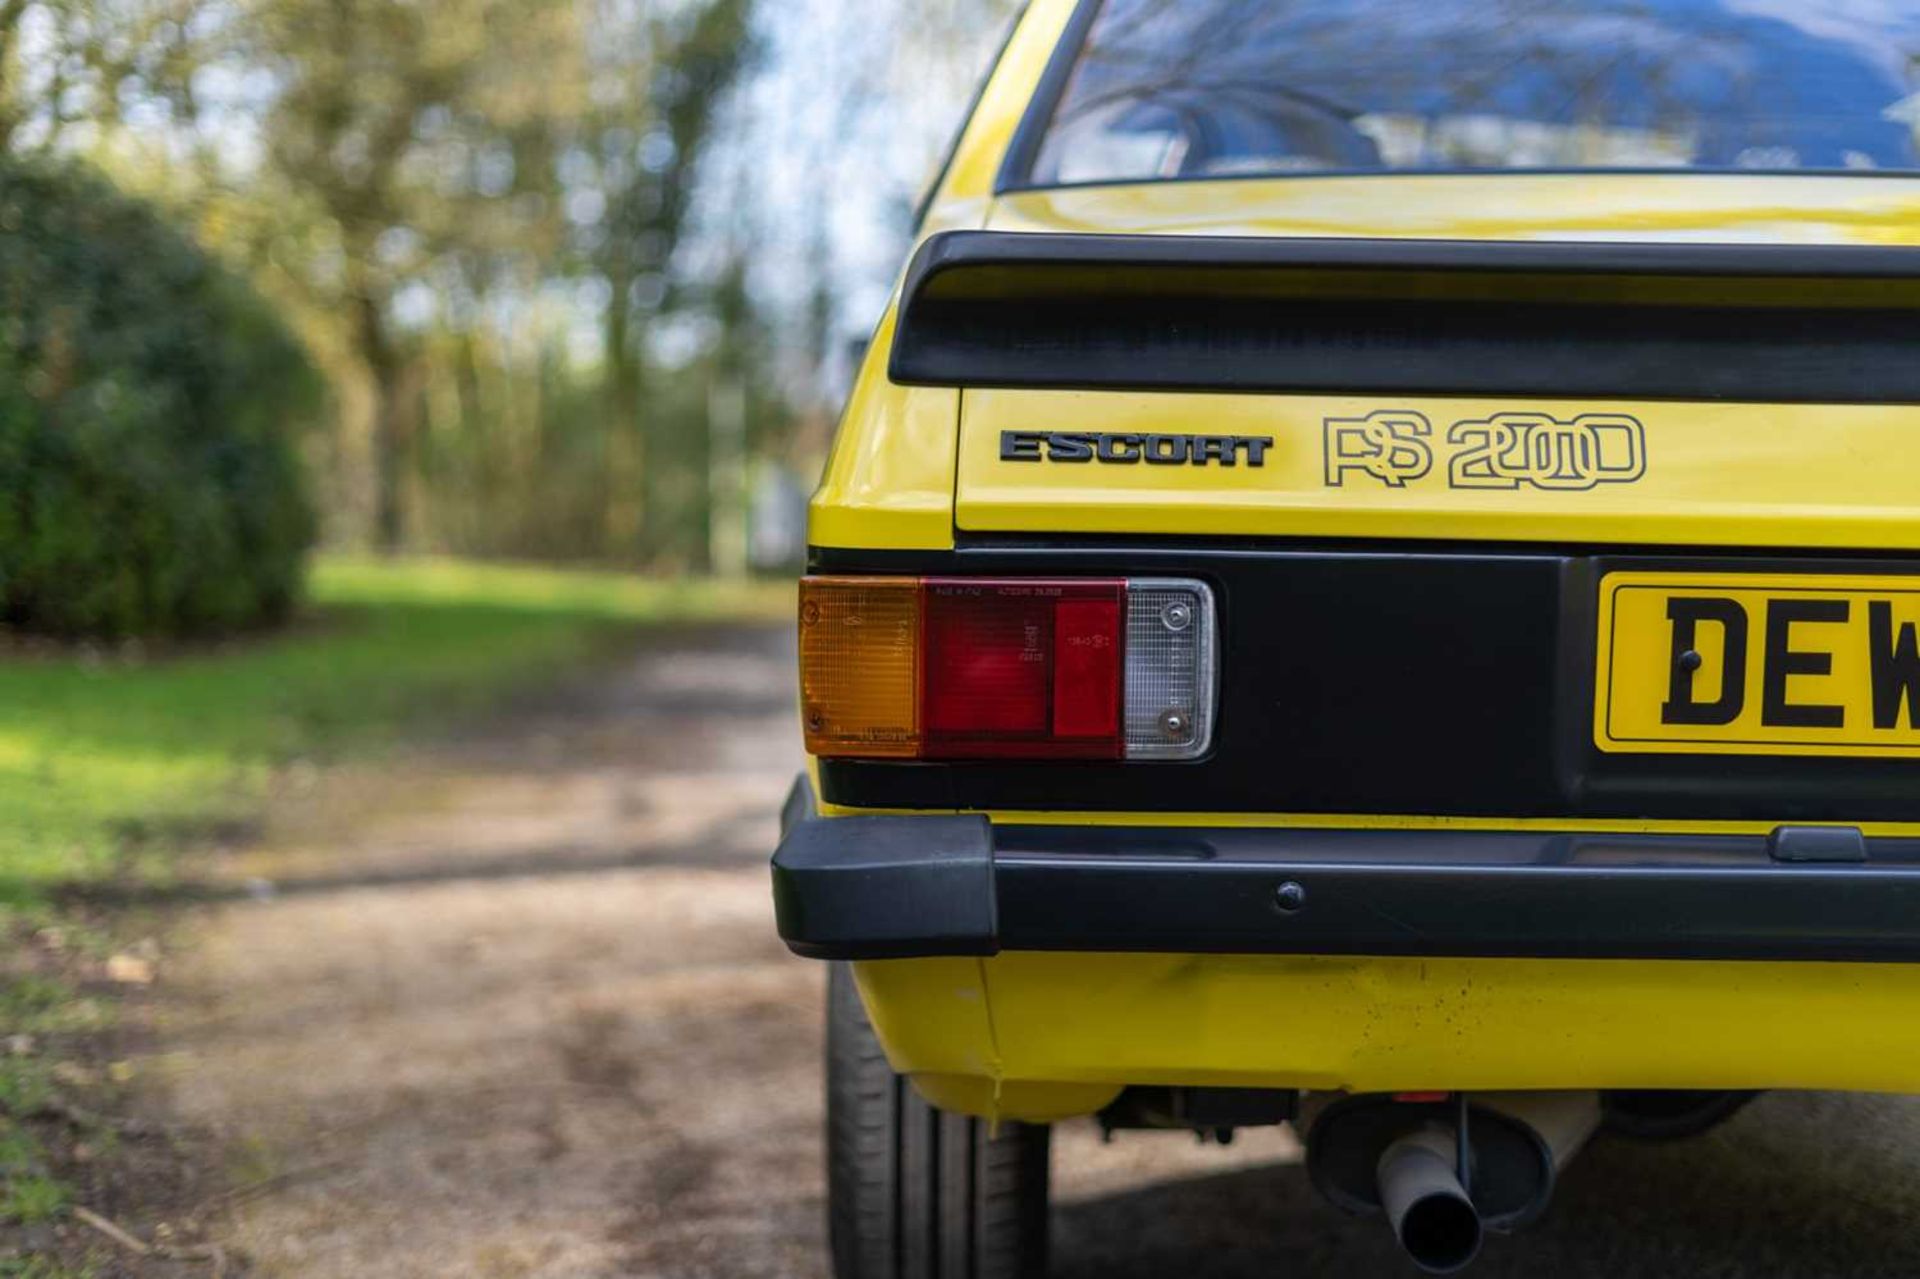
1025 0 1920 186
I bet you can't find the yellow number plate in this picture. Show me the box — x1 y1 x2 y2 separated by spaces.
1596 571 1920 757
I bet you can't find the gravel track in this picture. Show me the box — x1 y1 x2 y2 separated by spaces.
156 624 1920 1277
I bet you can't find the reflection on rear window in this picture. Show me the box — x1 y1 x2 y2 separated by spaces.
1026 0 1920 186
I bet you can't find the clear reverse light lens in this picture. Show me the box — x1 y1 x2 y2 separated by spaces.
1123 579 1216 760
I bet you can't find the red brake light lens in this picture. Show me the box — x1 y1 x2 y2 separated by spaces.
922 579 1123 759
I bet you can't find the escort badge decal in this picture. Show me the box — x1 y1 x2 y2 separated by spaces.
1000 431 1273 466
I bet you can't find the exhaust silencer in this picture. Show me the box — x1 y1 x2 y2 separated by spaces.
1376 1127 1483 1275
1307 1091 1602 1271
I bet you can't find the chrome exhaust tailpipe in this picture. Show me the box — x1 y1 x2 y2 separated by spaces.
1376 1127 1483 1275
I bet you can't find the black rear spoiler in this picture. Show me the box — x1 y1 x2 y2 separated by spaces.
887 231 1920 403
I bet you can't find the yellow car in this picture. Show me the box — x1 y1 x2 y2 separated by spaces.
773 1 1920 1273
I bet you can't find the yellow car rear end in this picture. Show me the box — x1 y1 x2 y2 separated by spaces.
776 1 1920 1273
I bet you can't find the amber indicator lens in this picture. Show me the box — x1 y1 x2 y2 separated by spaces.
798 577 921 758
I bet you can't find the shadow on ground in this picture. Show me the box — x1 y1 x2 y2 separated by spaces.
1054 1092 1920 1279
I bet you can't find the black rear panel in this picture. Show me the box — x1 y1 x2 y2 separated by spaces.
811 541 1920 822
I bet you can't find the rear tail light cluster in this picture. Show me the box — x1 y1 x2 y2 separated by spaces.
800 576 1215 761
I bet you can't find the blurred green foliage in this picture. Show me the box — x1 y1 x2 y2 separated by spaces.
173 0 779 564
0 554 790 916
0 0 1015 574
0 156 318 638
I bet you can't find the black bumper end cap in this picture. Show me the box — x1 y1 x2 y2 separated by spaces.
772 778 998 961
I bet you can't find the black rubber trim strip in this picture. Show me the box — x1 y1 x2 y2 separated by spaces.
887 231 1920 402
814 535 1920 571
902 229 1920 283
772 778 1920 963
992 0 1103 197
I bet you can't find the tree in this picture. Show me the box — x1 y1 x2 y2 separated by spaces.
220 0 581 550
0 155 316 637
561 0 754 559
195 0 757 557
0 0 202 153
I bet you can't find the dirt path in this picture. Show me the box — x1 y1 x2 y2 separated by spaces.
158 625 823 1277
153 624 1920 1277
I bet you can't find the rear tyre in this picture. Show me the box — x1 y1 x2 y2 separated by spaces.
827 962 1050 1279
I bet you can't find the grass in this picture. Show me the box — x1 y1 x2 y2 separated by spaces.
0 556 791 1249
0 1171 67 1225
0 1101 67 1236
0 555 792 915
0 1261 94 1279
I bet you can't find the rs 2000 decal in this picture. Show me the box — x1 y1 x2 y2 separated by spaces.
1325 410 1646 491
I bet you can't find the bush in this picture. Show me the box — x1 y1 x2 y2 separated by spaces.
0 157 317 639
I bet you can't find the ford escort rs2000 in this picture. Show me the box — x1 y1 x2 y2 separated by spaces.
772 1 1920 1273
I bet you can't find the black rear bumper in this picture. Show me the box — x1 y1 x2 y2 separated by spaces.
772 777 1920 964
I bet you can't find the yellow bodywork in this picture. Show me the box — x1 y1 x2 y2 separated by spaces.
854 953 1920 1123
810 0 1920 1121
955 390 1920 549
